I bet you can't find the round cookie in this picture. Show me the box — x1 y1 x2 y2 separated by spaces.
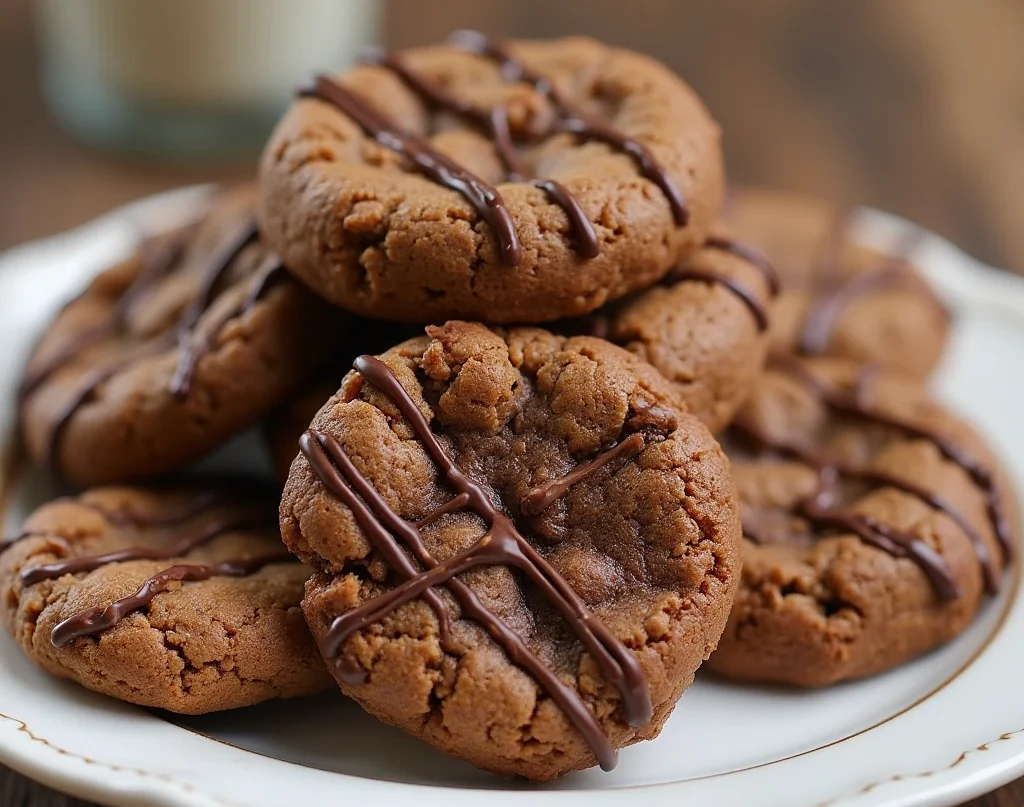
20 185 346 487
724 188 949 378
0 485 333 713
707 359 1016 686
260 31 724 324
563 232 778 433
280 321 742 779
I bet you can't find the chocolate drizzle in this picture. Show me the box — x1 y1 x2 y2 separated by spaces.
782 361 1014 563
450 30 689 227
37 217 278 472
360 48 600 259
733 420 960 599
300 75 522 266
12 492 292 647
4 493 227 554
668 267 770 331
18 224 194 403
799 227 931 356
665 235 780 332
298 355 654 771
20 511 262 586
733 361 1014 598
78 490 226 527
44 334 176 471
171 251 282 397
50 553 292 648
521 433 644 516
302 31 690 265
705 236 781 296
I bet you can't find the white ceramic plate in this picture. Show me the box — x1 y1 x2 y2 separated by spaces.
0 188 1021 807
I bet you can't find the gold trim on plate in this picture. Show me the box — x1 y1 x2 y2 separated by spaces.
814 727 1024 806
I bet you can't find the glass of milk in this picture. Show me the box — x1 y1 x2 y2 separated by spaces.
37 0 380 159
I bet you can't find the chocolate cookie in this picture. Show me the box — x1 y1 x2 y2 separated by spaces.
724 188 949 378
564 232 778 433
707 359 1016 686
0 486 333 713
20 185 345 487
280 321 742 779
260 31 724 324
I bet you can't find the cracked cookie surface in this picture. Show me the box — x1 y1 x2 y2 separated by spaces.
708 359 1017 686
259 35 723 324
724 188 949 378
20 185 346 487
0 486 333 713
280 321 741 779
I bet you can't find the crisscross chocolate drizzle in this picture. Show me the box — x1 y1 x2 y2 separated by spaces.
300 31 690 267
299 354 656 771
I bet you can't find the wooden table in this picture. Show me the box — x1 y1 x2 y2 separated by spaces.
1 0 1022 804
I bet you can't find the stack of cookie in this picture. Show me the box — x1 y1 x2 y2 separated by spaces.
1 31 1015 782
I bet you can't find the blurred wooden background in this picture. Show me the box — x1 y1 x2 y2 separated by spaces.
0 0 1022 804
3 0 1024 272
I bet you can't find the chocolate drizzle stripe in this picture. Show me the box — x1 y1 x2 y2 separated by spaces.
20 322 117 404
171 253 283 398
361 50 601 259
800 230 925 356
299 354 656 770
18 224 194 402
854 466 998 593
78 491 227 528
3 491 246 557
300 75 522 266
174 219 259 338
732 419 976 598
1 530 58 552
301 430 615 771
298 431 454 647
531 179 600 259
449 30 689 226
668 267 769 332
20 513 262 586
39 216 276 473
50 553 294 648
44 333 176 471
800 469 959 600
704 235 781 296
488 105 527 180
351 357 650 727
783 361 1014 563
521 433 644 515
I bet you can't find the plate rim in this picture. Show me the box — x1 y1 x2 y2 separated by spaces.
0 189 1021 807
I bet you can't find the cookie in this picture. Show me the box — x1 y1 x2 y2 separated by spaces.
724 188 949 378
280 321 742 779
19 185 346 487
706 359 1016 686
564 232 778 433
0 485 333 713
260 31 724 324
